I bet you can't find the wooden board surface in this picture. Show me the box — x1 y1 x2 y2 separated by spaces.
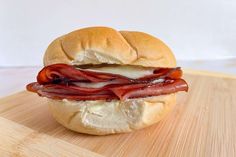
0 71 236 157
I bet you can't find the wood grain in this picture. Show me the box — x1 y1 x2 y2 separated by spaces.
0 117 103 157
0 71 235 157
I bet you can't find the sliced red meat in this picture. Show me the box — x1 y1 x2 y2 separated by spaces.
110 79 188 100
36 64 182 85
27 79 188 101
27 82 118 101
27 64 188 101
138 67 182 82
27 82 113 95
38 90 118 101
37 64 131 84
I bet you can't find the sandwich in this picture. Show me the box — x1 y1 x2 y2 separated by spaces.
26 27 188 135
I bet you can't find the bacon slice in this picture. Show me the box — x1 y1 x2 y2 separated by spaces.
26 64 188 101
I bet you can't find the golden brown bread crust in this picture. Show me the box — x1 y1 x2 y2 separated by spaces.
44 27 176 67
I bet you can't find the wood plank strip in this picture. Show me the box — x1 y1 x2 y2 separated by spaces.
184 69 236 78
0 117 103 157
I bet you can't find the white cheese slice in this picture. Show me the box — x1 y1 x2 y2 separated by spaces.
74 65 164 88
78 65 155 79
73 81 119 88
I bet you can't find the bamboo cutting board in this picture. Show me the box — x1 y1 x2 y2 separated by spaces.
0 70 236 157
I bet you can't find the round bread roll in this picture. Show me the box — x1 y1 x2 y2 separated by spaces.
44 27 176 67
44 26 177 135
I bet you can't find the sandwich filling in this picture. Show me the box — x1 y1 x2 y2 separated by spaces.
26 64 188 101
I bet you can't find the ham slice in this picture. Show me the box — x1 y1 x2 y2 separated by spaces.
37 64 130 84
37 64 182 84
27 64 188 101
110 79 188 100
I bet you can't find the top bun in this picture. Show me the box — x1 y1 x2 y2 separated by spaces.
44 27 176 67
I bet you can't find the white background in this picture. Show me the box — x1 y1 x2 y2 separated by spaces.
0 0 236 66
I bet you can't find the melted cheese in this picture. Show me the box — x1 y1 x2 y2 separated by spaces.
79 65 155 79
74 65 163 88
73 80 119 88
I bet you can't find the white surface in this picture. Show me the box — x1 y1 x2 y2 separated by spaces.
178 59 236 74
0 0 236 66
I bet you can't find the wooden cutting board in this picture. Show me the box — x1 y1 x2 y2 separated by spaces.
0 70 236 157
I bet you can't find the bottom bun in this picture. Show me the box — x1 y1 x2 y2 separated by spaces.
47 94 176 135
